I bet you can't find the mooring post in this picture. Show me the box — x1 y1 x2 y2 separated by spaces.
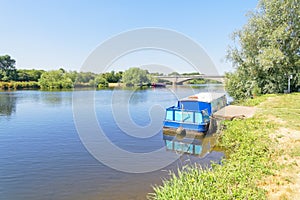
288 74 293 93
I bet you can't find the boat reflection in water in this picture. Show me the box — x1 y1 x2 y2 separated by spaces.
163 131 220 158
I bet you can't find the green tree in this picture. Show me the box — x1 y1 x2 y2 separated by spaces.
17 69 45 81
0 55 17 81
66 70 78 82
226 0 300 99
38 69 73 89
76 72 97 83
95 75 108 88
122 67 150 86
168 71 180 76
101 70 122 83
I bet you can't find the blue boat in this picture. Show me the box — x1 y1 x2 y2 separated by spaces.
163 92 227 134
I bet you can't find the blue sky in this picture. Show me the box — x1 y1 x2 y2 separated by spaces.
0 0 258 74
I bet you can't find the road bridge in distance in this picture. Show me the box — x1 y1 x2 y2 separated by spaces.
154 75 225 85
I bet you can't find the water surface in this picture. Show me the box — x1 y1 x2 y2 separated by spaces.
0 85 225 200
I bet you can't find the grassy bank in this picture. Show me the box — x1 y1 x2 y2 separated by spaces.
0 81 40 90
149 93 300 200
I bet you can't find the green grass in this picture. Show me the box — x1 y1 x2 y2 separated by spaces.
232 94 277 107
258 93 300 130
149 93 300 200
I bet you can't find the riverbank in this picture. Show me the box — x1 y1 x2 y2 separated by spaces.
149 93 300 200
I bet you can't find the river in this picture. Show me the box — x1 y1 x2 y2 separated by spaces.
0 85 225 200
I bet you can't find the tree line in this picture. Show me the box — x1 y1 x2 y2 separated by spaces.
0 55 162 89
1 54 219 90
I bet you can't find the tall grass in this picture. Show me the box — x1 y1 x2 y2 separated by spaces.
0 81 40 90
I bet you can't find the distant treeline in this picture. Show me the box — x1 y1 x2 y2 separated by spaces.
0 54 219 90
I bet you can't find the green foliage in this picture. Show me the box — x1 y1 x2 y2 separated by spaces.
38 69 73 89
101 71 122 83
168 71 180 76
0 55 17 81
187 78 221 84
66 71 78 82
122 67 150 86
181 72 201 75
95 75 108 88
226 0 300 99
17 69 45 81
76 72 97 83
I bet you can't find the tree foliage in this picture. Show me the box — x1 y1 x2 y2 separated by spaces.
38 69 73 89
168 71 180 76
226 0 300 99
0 55 17 81
122 67 150 86
17 69 45 82
101 70 122 83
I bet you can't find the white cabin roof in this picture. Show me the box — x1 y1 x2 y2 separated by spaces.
180 92 226 103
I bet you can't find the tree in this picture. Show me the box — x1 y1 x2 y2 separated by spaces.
226 0 300 99
168 71 180 76
17 69 45 81
101 70 122 83
0 55 17 81
122 67 150 86
38 69 73 89
76 72 97 83
94 75 108 88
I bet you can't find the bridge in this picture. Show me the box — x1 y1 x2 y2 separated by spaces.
154 75 225 85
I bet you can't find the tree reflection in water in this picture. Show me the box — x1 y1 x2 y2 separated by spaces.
0 93 17 117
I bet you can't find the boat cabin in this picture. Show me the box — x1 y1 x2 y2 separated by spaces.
163 92 227 133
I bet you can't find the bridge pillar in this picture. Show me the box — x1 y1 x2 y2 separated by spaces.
172 77 178 86
172 80 177 86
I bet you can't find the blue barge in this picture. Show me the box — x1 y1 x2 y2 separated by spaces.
163 92 227 134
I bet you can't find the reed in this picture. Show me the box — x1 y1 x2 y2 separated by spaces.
0 81 40 90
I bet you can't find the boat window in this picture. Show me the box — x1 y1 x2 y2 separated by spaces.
186 144 193 154
165 140 173 150
195 112 203 123
182 111 193 123
166 110 173 121
174 111 183 122
195 145 202 155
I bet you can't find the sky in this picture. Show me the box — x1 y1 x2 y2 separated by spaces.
0 0 258 74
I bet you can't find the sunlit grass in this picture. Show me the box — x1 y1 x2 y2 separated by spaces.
259 93 300 130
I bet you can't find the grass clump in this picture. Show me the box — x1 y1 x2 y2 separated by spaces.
149 118 277 200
